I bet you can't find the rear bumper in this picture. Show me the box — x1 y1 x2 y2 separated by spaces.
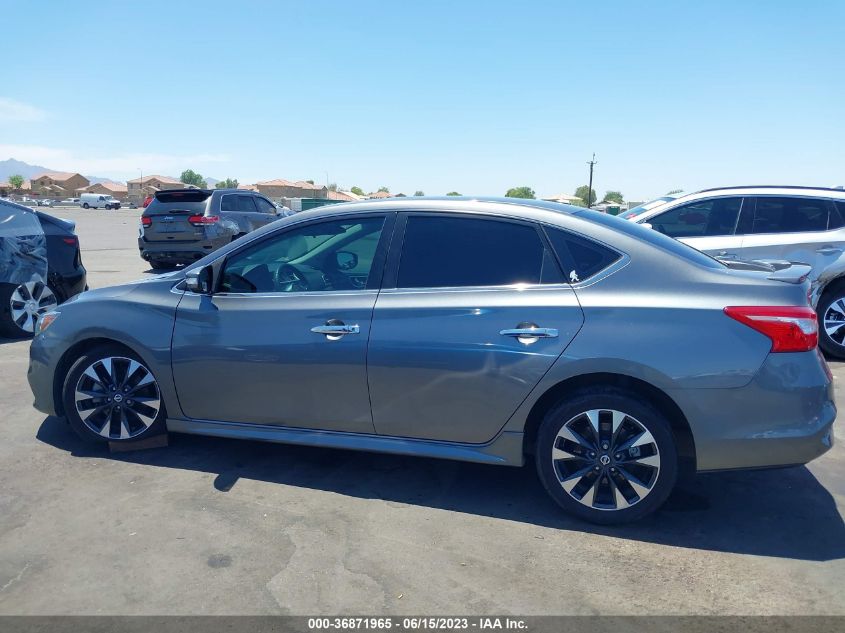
138 236 229 264
670 350 836 472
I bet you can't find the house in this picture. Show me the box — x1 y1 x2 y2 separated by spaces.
327 190 360 202
541 193 583 204
126 175 185 203
83 181 128 200
237 184 258 191
367 191 393 199
255 179 328 200
29 172 90 198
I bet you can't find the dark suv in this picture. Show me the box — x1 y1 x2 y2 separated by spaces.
138 189 286 269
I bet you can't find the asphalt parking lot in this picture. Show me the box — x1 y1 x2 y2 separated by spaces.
0 207 843 615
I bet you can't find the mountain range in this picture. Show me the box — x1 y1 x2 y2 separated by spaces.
0 158 220 187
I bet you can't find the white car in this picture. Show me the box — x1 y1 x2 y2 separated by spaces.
629 186 845 357
79 193 121 210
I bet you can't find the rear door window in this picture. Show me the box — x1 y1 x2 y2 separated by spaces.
396 216 559 288
649 197 743 238
748 197 834 234
544 227 620 283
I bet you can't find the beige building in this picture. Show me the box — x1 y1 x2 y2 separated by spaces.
83 182 128 200
30 172 90 198
126 175 186 203
255 179 328 200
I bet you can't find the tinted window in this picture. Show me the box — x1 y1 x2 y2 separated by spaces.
650 197 742 238
221 217 385 293
544 227 620 283
221 194 258 213
397 216 552 288
143 194 209 215
749 197 831 234
832 202 845 230
254 197 276 214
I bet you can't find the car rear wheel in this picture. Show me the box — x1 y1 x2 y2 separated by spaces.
535 388 677 524
818 285 845 359
82 203 89 209
0 281 59 339
62 345 166 443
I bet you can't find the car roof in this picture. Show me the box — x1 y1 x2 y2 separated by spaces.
284 196 582 224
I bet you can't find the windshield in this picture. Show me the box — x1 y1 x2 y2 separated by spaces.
574 209 726 270
618 196 676 220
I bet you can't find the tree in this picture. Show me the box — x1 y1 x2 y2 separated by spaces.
446 191 461 196
505 186 535 199
215 178 239 189
666 188 684 195
328 182 338 191
306 179 314 184
180 169 207 188
414 190 425 196
350 186 365 196
574 185 597 206
603 190 624 204
7 174 24 190
377 186 390 193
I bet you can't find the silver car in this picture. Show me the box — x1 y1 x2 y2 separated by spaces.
28 198 835 523
629 186 845 357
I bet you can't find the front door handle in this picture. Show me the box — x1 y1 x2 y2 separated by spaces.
500 326 559 340
311 321 360 340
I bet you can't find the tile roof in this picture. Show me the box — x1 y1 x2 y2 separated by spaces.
126 174 182 184
31 171 81 182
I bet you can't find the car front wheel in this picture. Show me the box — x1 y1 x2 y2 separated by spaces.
0 280 59 338
62 345 166 443
535 388 677 524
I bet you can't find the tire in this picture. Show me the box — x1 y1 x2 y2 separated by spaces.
149 259 176 271
62 344 167 443
535 388 678 524
817 283 845 359
0 281 59 339
82 203 89 209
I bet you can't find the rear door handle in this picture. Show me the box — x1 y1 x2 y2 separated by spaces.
816 246 842 256
500 327 559 339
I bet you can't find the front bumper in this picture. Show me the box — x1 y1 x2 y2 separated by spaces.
671 350 836 472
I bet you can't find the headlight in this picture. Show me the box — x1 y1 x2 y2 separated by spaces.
35 310 60 335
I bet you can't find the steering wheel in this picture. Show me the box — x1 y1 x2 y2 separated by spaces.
274 264 309 292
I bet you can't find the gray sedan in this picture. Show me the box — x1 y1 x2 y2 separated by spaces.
28 198 835 523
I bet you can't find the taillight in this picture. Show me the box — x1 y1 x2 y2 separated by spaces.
188 214 219 226
724 306 818 353
141 216 152 227
61 236 77 245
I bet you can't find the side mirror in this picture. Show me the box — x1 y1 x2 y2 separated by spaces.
335 251 358 271
185 266 213 294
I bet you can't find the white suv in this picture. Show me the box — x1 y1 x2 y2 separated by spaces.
629 186 845 357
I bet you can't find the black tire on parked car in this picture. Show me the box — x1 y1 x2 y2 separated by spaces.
817 281 845 359
82 203 89 209
535 388 678 524
62 344 167 443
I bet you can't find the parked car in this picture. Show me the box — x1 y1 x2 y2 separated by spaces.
79 193 121 210
142 195 153 208
138 188 285 269
38 199 54 207
0 201 86 338
628 186 845 358
29 198 834 523
59 198 80 206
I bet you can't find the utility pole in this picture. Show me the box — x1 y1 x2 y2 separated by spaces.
587 153 597 208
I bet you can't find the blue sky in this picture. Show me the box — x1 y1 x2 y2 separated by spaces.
1 0 843 199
